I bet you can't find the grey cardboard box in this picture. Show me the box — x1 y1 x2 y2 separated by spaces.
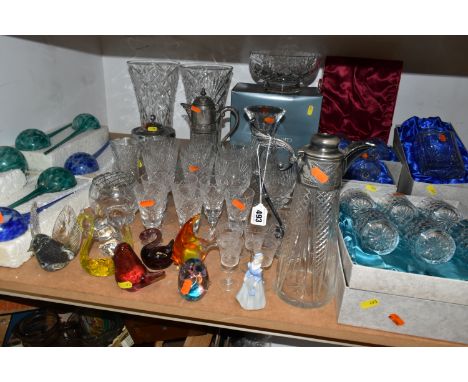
229 83 322 151
339 194 468 306
393 126 468 200
335 246 468 344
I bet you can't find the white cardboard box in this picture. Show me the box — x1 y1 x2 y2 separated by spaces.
393 126 468 200
335 248 468 344
339 194 468 306
342 160 402 195
0 177 91 268
20 125 109 172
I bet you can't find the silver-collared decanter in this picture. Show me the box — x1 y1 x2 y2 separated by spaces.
275 133 374 308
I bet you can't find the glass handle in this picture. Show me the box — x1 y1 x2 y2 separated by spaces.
8 187 45 209
47 122 72 138
44 128 85 155
262 183 285 239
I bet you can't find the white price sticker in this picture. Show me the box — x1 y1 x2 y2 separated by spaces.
250 203 268 226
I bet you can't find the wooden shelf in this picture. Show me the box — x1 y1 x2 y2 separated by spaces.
0 196 462 347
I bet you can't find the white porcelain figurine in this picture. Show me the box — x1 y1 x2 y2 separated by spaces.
236 252 266 310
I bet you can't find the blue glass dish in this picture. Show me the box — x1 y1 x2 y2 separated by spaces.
64 141 109 176
399 116 468 184
0 192 74 242
64 152 99 175
414 128 465 179
344 157 394 184
366 138 399 161
0 207 28 242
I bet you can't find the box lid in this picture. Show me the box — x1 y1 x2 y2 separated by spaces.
232 82 321 97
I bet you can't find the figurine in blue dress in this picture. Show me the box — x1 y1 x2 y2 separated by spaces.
236 253 266 310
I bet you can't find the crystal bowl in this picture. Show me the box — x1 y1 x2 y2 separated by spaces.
249 50 321 93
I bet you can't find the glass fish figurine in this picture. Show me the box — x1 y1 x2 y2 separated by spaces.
28 202 75 271
51 205 82 254
139 228 174 270
172 214 216 266
173 214 216 301
113 242 165 292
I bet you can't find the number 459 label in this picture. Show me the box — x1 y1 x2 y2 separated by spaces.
250 203 268 226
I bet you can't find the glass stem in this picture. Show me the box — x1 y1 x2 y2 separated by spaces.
225 269 233 291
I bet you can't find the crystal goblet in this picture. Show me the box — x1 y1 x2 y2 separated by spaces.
110 137 140 179
225 187 255 231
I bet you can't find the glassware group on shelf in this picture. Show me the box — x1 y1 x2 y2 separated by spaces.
8 51 468 318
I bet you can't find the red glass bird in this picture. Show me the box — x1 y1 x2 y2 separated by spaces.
113 242 165 292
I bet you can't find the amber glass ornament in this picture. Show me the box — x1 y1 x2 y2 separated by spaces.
172 214 215 266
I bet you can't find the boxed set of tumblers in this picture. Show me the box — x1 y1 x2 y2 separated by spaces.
336 191 468 343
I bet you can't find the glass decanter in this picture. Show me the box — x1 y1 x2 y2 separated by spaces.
275 133 374 308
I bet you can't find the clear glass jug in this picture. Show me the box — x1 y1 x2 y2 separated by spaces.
275 133 374 308
181 89 239 151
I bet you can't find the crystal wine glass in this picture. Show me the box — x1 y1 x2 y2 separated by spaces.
201 183 225 238
243 223 267 258
225 187 255 231
179 141 216 180
217 226 243 291
133 180 169 229
110 137 140 179
171 174 203 227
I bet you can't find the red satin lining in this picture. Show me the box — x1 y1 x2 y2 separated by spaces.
319 56 403 143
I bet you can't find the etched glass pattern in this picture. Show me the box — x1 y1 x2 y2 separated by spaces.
249 50 321 93
403 216 456 264
276 186 339 308
180 64 233 107
128 61 180 128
